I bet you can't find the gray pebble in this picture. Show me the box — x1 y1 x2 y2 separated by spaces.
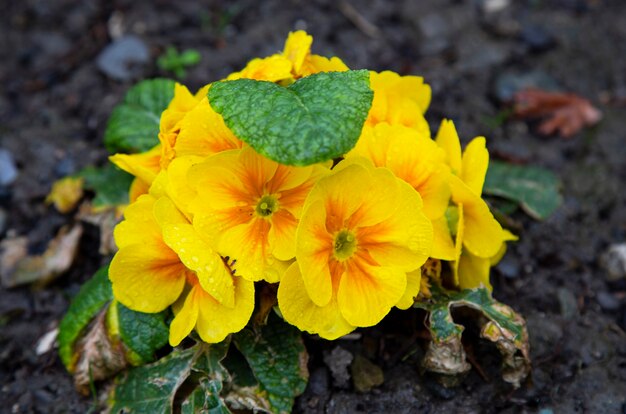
596 291 621 311
96 35 149 81
0 149 18 186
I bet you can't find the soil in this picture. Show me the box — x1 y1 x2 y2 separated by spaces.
1 0 625 413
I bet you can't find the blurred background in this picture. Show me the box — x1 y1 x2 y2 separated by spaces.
0 0 625 412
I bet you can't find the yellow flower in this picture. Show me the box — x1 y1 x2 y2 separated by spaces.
189 146 328 283
110 193 236 309
346 123 455 260
366 71 431 136
278 159 433 339
169 271 255 346
228 30 349 82
110 144 162 201
435 119 510 289
46 176 84 213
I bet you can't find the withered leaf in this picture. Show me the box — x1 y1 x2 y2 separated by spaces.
514 88 602 137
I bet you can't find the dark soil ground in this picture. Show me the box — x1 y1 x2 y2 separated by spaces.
1 1 625 413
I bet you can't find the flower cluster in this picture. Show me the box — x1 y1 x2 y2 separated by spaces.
108 31 514 343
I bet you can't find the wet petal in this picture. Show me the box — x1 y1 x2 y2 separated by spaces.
114 195 161 249
461 137 489 195
278 263 355 340
168 287 199 346
458 251 492 291
431 216 456 261
396 268 421 310
435 119 462 175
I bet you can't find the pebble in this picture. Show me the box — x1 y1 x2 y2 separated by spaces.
493 70 560 102
96 35 149 81
600 244 626 281
520 23 556 52
0 149 18 186
495 254 520 278
323 346 353 389
480 0 511 14
308 367 329 396
596 291 621 311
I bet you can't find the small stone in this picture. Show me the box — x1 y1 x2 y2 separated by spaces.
323 346 353 388
557 287 578 320
495 254 520 278
493 70 560 102
0 149 18 186
596 291 621 311
601 244 626 281
351 354 384 393
96 35 149 81
520 24 556 52
480 0 511 14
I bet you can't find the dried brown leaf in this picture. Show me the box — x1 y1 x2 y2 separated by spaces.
77 203 121 255
513 88 602 137
0 224 83 288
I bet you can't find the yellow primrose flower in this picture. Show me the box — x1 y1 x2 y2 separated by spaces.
435 119 509 289
169 271 254 346
228 30 349 82
110 144 162 201
366 71 431 136
110 193 238 313
346 123 455 260
46 176 84 213
189 146 328 283
278 159 433 339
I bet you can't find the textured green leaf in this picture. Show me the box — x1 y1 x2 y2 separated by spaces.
117 303 169 365
233 314 308 414
484 160 561 220
208 70 373 166
104 78 175 153
58 266 112 370
414 286 530 387
78 163 133 208
109 347 196 414
181 378 232 414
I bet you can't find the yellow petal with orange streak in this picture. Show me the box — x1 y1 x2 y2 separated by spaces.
228 55 293 82
109 242 186 313
278 263 355 340
296 199 334 307
129 177 150 203
337 262 406 327
357 179 432 272
431 216 456 261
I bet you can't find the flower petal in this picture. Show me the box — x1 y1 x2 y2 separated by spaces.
278 263 355 340
195 276 255 343
109 242 186 313
283 31 313 74
113 195 161 249
168 287 199 346
161 220 235 308
431 216 456 261
109 144 162 185
461 137 489 195
396 268 421 310
337 261 406 327
296 199 334 307
435 119 462 175
458 251 492 291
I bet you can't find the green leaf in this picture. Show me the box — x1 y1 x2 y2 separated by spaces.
109 347 196 414
58 266 113 370
104 78 176 153
414 286 530 388
181 378 232 414
484 160 562 220
78 163 134 208
233 314 308 414
208 70 373 166
117 303 169 365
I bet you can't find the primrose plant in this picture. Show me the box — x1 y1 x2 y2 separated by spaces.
58 31 545 413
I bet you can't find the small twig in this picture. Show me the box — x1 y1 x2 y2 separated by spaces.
338 1 383 39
